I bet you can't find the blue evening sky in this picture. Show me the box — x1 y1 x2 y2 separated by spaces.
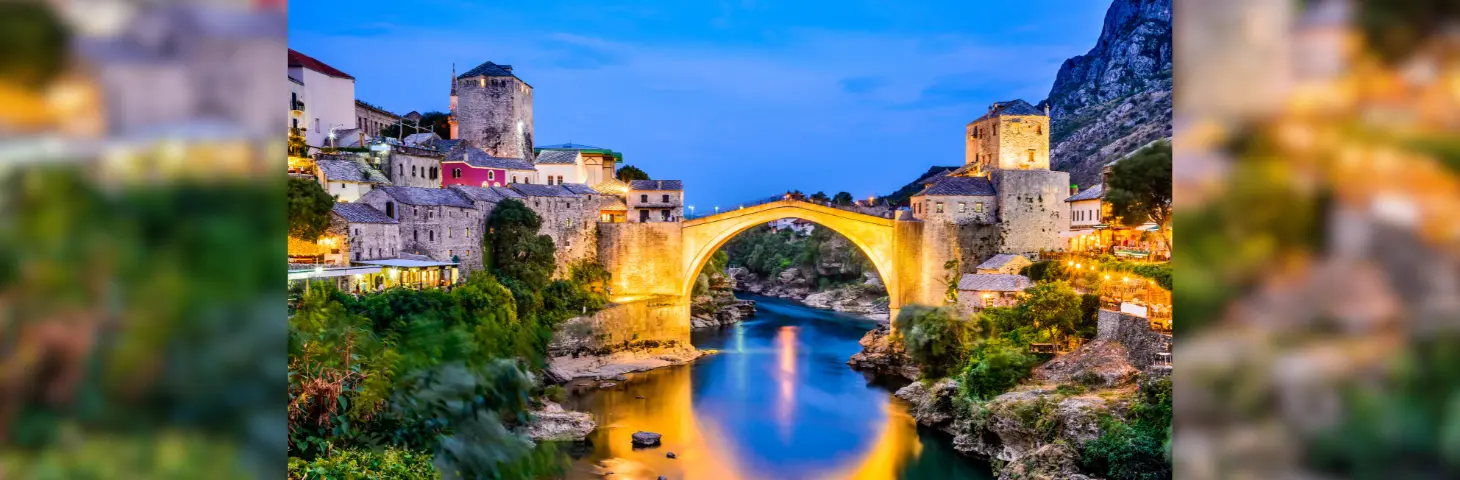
290 0 1109 210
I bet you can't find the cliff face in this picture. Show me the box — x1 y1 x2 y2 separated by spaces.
1045 0 1173 188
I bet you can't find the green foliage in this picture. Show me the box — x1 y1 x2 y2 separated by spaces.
616 165 650 182
833 191 854 205
1077 293 1101 340
485 199 556 292
2 431 255 479
288 446 436 479
809 191 829 203
1105 140 1172 247
942 258 961 304
1021 281 1083 340
894 306 980 379
959 338 1039 401
288 176 337 241
721 225 870 289
1020 260 1064 283
1081 377 1172 480
0 2 68 90
1102 261 1172 291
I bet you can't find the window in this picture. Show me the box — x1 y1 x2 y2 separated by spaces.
958 202 966 213
448 249 453 257
412 165 417 177
557 175 564 184
448 227 453 238
512 176 518 183
429 230 434 242
314 118 320 132
466 250 471 257
935 202 944 213
354 228 359 236
413 229 418 241
639 210 650 222
662 194 670 202
340 183 345 190
1036 124 1043 135
1027 150 1036 162
661 210 670 221
489 171 495 180
453 168 461 178
641 194 648 202
385 202 395 218
292 118 298 129
398 164 403 176
976 202 984 213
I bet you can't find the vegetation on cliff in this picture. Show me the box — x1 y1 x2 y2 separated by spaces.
288 200 612 479
722 224 872 290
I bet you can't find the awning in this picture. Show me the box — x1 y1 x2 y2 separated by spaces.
355 258 459 268
288 265 383 280
1092 224 1109 230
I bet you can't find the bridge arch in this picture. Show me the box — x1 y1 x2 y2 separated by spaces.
679 200 904 315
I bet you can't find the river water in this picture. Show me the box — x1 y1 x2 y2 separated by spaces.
560 294 993 480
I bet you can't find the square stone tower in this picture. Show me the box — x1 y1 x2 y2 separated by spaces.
965 99 1051 172
453 61 534 160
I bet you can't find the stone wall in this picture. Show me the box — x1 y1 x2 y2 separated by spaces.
916 220 960 306
912 194 997 224
992 169 1069 255
994 115 1051 170
455 76 533 159
521 194 601 274
357 189 486 271
598 222 684 298
332 214 402 262
548 295 691 355
1096 310 1170 370
388 151 443 189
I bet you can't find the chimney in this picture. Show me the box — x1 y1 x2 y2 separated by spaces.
1045 104 1051 116
1070 184 1079 196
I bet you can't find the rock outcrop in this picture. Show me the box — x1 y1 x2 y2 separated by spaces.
691 299 756 329
522 400 596 442
846 325 920 381
1045 0 1173 188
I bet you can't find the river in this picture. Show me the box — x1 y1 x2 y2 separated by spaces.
559 294 993 480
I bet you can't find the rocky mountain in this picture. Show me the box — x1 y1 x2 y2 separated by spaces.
1044 0 1173 189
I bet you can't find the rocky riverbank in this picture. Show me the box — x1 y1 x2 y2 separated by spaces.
728 266 889 318
850 327 1149 479
544 344 711 384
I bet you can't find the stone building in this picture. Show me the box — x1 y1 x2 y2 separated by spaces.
909 176 998 224
511 183 603 270
627 180 684 223
975 254 1032 275
955 273 1032 314
533 143 622 186
451 61 534 160
1063 184 1105 252
385 144 445 189
313 158 390 202
355 100 400 139
965 99 1051 173
331 203 402 263
356 186 485 272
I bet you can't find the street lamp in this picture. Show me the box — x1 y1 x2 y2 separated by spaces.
688 205 695 217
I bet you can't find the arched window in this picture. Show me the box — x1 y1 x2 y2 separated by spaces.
414 229 418 241
429 230 434 242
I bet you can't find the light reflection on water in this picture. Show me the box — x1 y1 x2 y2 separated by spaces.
561 295 991 480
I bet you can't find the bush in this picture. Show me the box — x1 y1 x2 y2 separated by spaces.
960 338 1039 400
894 305 980 379
1081 376 1172 480
288 447 436 479
1020 260 1063 283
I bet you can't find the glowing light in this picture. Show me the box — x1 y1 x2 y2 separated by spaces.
1067 261 1074 266
1123 277 1129 282
1104 274 1110 280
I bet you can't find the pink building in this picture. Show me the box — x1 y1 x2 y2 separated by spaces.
441 146 538 188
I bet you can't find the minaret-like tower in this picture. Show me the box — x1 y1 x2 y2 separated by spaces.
454 60 534 159
447 63 459 140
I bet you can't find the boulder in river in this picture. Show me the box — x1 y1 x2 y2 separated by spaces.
631 431 662 447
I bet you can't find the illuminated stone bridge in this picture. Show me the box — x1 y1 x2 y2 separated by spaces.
592 199 960 347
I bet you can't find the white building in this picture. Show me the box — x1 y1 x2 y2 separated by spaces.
288 49 356 148
627 180 684 223
533 144 621 186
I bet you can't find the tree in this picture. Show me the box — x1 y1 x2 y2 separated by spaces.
894 305 980 379
484 199 556 292
809 191 829 203
0 3 67 90
1105 140 1172 253
616 165 650 182
1021 281 1083 343
833 191 854 206
288 176 336 241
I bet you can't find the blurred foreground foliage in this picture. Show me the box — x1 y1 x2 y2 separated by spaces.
0 166 285 477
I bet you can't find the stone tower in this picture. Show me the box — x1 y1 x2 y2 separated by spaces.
454 60 534 159
965 99 1051 172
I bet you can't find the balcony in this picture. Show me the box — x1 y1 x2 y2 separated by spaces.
290 100 305 112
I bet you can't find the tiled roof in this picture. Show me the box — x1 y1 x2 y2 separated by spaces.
510 183 579 198
536 143 604 150
976 254 1027 271
629 180 683 191
535 150 578 165
403 132 441 148
957 274 1033 292
375 186 473 208
432 138 463 151
914 176 996 197
355 100 397 117
561 183 598 195
288 49 353 79
458 61 516 79
448 185 508 203
600 197 628 211
1065 184 1104 202
333 203 397 224
971 99 1044 122
490 186 525 200
592 178 630 195
315 159 389 184
444 146 536 171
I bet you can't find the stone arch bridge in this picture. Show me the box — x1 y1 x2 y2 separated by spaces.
592 199 959 347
